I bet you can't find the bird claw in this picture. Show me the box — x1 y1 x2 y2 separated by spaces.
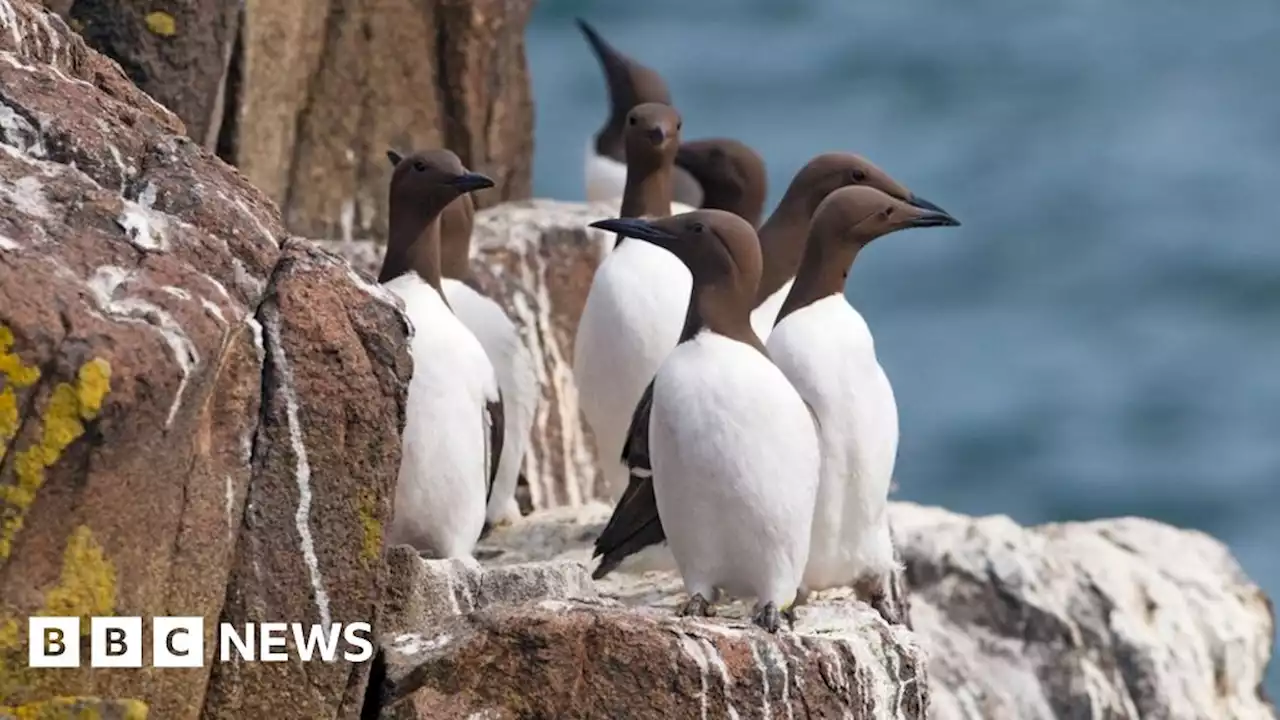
751 602 782 633
678 593 716 618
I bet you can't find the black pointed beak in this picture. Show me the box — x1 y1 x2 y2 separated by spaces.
449 172 495 193
386 149 403 167
909 208 961 228
589 217 678 244
906 194 960 227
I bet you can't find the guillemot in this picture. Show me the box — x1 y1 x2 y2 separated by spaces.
768 184 958 625
387 150 540 530
379 149 503 558
573 102 688 502
590 210 821 632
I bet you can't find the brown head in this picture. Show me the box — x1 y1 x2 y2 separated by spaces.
675 138 768 227
590 210 764 350
756 152 950 306
378 148 494 287
576 18 673 160
619 102 682 221
777 185 960 324
387 149 476 281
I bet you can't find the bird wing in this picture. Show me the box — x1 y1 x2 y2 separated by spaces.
592 380 666 579
483 387 505 503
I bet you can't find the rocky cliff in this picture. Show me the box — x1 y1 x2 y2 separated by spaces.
1 1 1275 718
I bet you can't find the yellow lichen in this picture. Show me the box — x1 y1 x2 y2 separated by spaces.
0 326 42 388
43 526 117 620
1 326 43 455
0 697 148 719
143 11 176 37
356 487 382 565
0 358 112 562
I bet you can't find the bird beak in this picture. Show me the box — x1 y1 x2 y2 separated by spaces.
449 172 496 193
907 207 961 228
906 194 949 215
386 149 403 167
589 217 679 246
904 195 960 227
646 127 666 145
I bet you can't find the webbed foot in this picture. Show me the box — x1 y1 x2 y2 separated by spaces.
678 593 716 618
751 602 782 633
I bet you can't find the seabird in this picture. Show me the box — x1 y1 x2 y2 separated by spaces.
379 149 504 558
675 138 769 227
591 152 953 580
387 150 540 530
750 153 952 342
575 17 767 224
589 210 822 632
768 185 958 625
574 102 687 502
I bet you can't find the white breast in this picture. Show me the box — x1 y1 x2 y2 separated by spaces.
750 278 794 343
573 240 692 498
767 294 900 591
649 331 820 607
443 279 538 524
384 274 499 557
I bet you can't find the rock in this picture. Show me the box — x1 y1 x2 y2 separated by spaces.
41 0 240 147
896 505 1276 720
0 3 410 717
225 0 536 240
200 240 410 720
460 502 1276 720
318 199 700 511
372 545 927 720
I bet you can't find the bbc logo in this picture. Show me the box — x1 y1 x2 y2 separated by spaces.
29 617 204 668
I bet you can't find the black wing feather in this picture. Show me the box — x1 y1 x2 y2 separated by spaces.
592 380 667 579
484 389 505 503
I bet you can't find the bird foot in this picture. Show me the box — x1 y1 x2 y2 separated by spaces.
751 602 783 633
855 574 906 627
678 593 716 618
793 586 812 608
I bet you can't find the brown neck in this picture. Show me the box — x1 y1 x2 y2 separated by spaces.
439 199 475 283
380 205 450 308
775 238 859 326
620 160 674 219
753 193 811 307
681 285 767 356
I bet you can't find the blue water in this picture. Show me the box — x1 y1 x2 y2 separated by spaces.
527 0 1280 692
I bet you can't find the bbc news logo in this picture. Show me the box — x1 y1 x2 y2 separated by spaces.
28 617 374 668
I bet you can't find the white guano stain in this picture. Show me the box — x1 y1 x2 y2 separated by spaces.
1 175 52 219
390 632 452 657
676 632 710 720
86 266 199 428
0 0 22 48
0 234 17 251
699 637 739 719
263 305 332 627
117 182 169 251
764 639 794 720
751 640 773 720
0 100 46 157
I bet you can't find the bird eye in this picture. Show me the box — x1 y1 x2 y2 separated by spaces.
882 207 894 218
690 221 706 233
628 116 638 126
847 169 867 183
676 121 682 131
413 160 427 172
